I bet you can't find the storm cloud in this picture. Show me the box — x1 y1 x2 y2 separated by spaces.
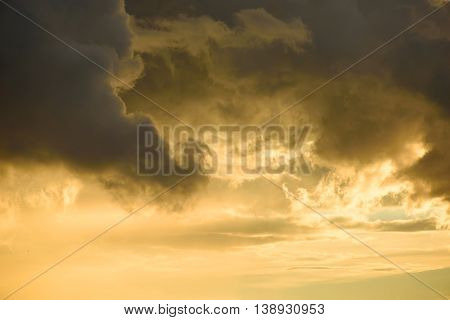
0 0 449 210
0 0 206 200
123 0 450 201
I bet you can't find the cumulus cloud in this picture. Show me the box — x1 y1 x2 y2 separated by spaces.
0 0 138 168
1 0 449 223
0 0 206 204
123 0 450 205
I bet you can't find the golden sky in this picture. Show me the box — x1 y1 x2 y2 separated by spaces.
0 0 449 299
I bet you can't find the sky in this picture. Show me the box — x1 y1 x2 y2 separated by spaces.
0 0 449 299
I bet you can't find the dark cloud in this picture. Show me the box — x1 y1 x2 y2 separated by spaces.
0 0 137 168
0 0 206 200
304 77 431 166
386 36 450 112
402 125 450 201
1 0 448 205
125 0 263 22
123 0 450 201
